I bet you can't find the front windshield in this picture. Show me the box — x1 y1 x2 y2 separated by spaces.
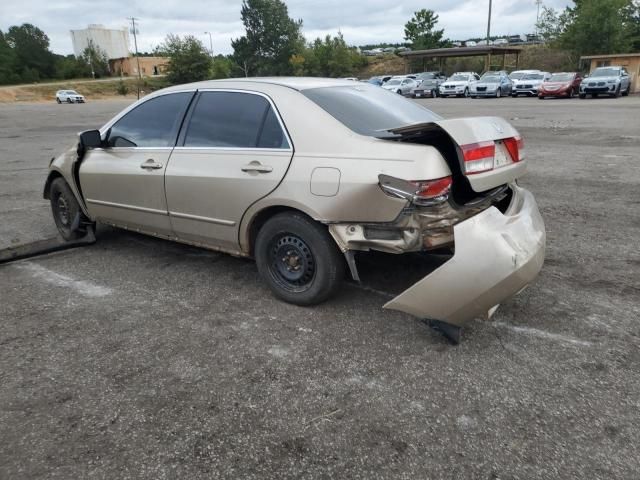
386 79 401 85
450 75 468 81
418 73 436 80
481 76 500 82
549 73 573 82
509 72 525 80
67 91 79 95
302 84 441 138
522 73 544 80
592 68 619 77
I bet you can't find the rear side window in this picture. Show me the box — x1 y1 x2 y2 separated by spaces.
184 91 289 149
108 92 193 148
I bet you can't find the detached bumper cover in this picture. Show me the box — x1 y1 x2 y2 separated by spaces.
384 185 545 326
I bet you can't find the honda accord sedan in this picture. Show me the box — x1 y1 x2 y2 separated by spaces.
44 78 545 339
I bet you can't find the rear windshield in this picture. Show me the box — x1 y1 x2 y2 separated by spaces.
549 73 573 82
302 84 441 138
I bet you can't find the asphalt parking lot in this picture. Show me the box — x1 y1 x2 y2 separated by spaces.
1 95 639 479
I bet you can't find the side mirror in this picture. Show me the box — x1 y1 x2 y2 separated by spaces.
79 129 102 149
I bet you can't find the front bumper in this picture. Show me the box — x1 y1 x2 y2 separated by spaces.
471 89 498 97
539 88 570 97
513 88 538 95
384 184 545 327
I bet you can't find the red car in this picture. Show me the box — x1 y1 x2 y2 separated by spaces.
538 72 583 99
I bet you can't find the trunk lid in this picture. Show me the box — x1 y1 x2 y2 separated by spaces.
386 116 526 193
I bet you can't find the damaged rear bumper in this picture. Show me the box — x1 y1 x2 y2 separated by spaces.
383 184 545 326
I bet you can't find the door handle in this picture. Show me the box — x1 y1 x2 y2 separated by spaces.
140 159 163 170
241 162 273 173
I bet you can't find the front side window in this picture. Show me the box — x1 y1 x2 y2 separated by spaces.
108 92 193 148
302 83 441 138
183 91 288 149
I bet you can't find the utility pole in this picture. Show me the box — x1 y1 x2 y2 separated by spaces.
486 0 492 44
486 0 493 72
535 0 542 37
128 17 142 99
204 31 214 58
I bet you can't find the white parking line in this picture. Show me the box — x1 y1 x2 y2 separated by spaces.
15 262 112 297
489 321 592 347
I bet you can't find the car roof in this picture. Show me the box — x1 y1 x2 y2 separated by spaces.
162 77 361 93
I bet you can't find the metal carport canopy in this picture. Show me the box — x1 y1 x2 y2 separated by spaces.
399 46 522 73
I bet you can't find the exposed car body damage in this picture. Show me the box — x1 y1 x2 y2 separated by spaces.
384 184 545 326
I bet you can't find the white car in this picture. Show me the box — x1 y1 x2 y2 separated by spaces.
512 72 551 96
508 69 540 81
438 72 480 97
56 90 85 104
381 77 418 95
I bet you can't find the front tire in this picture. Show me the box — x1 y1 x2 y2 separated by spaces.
622 85 630 96
255 212 345 306
579 93 586 99
496 88 502 98
56 98 61 104
49 178 92 241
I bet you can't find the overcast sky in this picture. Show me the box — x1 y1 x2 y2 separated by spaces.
1 0 572 56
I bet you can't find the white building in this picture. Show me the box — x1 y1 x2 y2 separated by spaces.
70 24 130 60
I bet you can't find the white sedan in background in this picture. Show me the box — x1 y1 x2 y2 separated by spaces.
56 90 86 104
381 77 418 95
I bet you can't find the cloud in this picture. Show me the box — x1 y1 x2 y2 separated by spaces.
0 0 573 55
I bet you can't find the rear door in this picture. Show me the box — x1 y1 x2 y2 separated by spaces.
79 91 194 236
165 90 293 251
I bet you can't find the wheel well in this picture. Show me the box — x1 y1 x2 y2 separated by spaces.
43 171 63 200
247 206 313 257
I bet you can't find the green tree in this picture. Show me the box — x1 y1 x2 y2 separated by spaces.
81 40 109 78
558 0 637 55
159 34 213 84
6 23 56 80
404 9 447 50
55 54 92 79
211 55 233 79
231 0 304 76
0 30 20 84
300 33 367 77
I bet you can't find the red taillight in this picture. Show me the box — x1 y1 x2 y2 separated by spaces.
411 176 452 202
378 174 452 206
461 141 495 174
503 135 524 162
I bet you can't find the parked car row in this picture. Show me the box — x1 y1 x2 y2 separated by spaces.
369 65 632 100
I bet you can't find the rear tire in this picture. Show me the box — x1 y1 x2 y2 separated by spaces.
255 212 345 306
49 178 92 241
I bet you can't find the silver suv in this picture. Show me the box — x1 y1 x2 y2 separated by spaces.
579 66 631 98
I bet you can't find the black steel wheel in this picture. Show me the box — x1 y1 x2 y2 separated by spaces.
255 212 345 306
49 177 92 241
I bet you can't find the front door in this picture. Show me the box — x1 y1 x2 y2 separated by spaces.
79 91 194 236
165 90 294 251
